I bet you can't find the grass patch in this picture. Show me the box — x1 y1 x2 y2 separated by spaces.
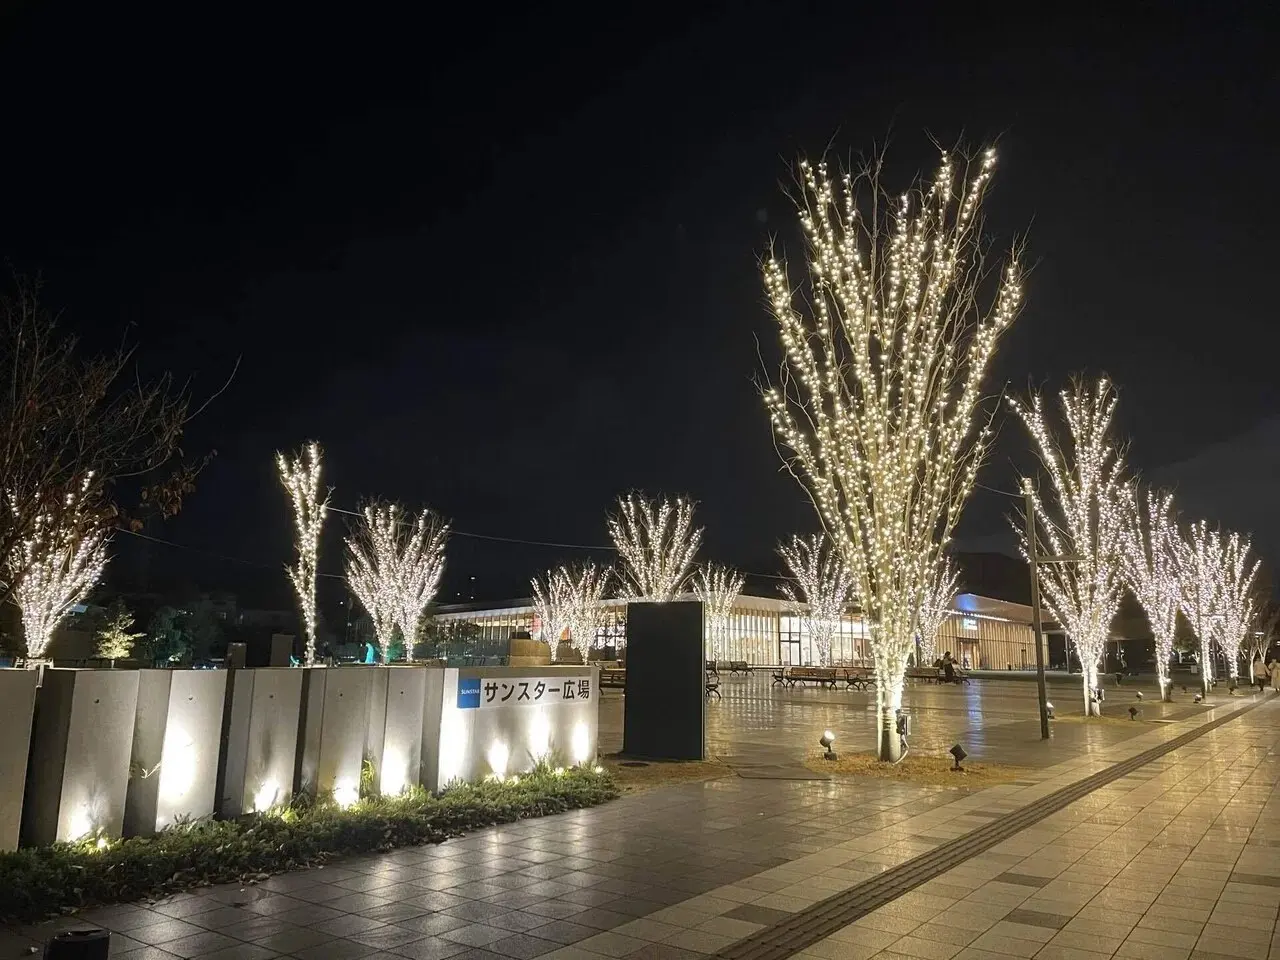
803 750 1032 786
600 755 731 794
0 766 616 924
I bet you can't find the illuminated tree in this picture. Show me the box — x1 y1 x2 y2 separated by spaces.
345 502 400 661
531 568 571 651
607 493 703 602
1248 599 1280 682
96 600 144 666
693 563 745 660
564 563 610 660
390 508 450 662
1214 532 1259 683
277 442 328 664
1121 489 1181 700
13 479 109 660
762 147 1023 758
916 558 959 667
1012 379 1127 717
778 534 855 666
1174 521 1226 696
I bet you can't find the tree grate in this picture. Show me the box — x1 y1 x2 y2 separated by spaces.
715 697 1270 960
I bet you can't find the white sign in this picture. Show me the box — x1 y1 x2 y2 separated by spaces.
457 676 593 709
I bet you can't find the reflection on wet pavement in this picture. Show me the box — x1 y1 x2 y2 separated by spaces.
600 673 1216 769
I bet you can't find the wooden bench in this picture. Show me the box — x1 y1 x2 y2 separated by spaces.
600 667 626 689
705 671 721 699
906 667 944 683
728 661 749 675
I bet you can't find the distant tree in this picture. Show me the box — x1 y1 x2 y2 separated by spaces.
143 605 190 663
607 493 703 602
277 442 329 664
1 276 224 609
96 599 144 665
693 563 745 661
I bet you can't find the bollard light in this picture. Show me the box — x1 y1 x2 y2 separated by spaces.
948 743 967 772
819 730 837 761
1194 693 1203 703
1135 691 1143 701
1128 706 1138 720
1045 701 1055 720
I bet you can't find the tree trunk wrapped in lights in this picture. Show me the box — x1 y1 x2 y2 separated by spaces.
607 493 703 602
531 568 571 653
13 479 109 660
761 147 1023 759
916 558 958 668
693 563 745 661
345 502 401 662
1012 379 1127 718
1175 521 1227 696
277 442 328 664
1214 532 1258 683
1121 490 1181 701
777 534 855 667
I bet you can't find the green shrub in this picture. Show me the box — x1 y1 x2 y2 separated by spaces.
0 766 617 924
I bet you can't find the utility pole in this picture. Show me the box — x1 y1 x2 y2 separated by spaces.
1022 480 1051 740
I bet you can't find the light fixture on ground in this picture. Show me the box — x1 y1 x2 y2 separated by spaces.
819 730 837 761
1135 691 1143 701
1128 706 1139 720
1194 692 1203 703
949 743 967 772
1045 701 1055 720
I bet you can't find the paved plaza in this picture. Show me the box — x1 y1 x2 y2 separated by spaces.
3 681 1277 960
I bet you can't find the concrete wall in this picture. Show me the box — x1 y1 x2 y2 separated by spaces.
218 667 303 817
374 666 426 796
296 667 376 804
420 667 445 795
0 670 38 851
22 668 140 846
432 666 597 792
125 670 228 836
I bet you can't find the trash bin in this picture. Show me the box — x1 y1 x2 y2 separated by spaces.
45 930 109 960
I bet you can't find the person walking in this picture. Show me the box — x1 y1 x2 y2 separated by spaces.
1252 654 1269 694
1269 654 1280 692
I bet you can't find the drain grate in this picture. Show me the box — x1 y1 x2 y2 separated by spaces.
716 698 1267 960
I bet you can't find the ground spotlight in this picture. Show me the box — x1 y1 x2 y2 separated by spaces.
1128 706 1139 720
819 730 837 761
949 743 967 772
1045 701 1055 720
1135 692 1143 701
1194 693 1203 704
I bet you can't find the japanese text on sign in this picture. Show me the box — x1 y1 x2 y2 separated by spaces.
457 676 593 709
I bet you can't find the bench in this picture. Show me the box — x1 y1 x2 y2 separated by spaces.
909 665 970 685
728 661 749 675
705 671 721 700
706 660 719 675
600 667 626 689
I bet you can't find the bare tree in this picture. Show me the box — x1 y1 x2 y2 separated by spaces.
693 563 745 660
1214 532 1259 683
916 558 959 667
1121 489 1181 700
345 502 400 662
1012 379 1128 717
390 508 450 661
278 442 328 664
1174 520 1227 697
2 277 223 608
13 477 109 659
778 534 855 667
761 147 1023 758
607 493 703 602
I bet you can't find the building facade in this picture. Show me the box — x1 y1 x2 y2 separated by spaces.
434 592 1042 670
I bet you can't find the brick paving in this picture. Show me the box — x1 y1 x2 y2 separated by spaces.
2 686 1274 960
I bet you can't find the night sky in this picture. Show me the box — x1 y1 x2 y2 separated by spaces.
2 4 1276 610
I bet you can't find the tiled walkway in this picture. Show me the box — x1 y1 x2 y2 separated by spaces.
3 691 1275 960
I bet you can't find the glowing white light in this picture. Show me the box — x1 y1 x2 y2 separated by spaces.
277 443 329 664
528 712 551 761
380 752 408 797
533 564 609 661
158 728 197 819
95 837 108 851
253 779 280 813
778 535 855 667
66 809 94 842
487 740 509 779
333 778 358 809
553 767 565 777
693 563 746 660
510 776 520 785
1122 490 1181 699
608 493 703 602
761 146 1022 760
592 765 604 774
571 722 591 765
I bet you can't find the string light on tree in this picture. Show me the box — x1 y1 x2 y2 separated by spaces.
1011 379 1128 718
277 442 328 665
563 563 610 661
345 502 402 662
14 476 109 660
390 508 450 661
761 146 1023 759
607 493 703 602
1214 531 1259 683
1121 489 1182 702
1174 520 1228 697
693 563 746 661
531 567 572 653
777 534 855 667
916 558 959 667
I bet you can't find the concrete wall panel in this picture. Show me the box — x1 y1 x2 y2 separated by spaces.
0 670 38 850
218 668 303 817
